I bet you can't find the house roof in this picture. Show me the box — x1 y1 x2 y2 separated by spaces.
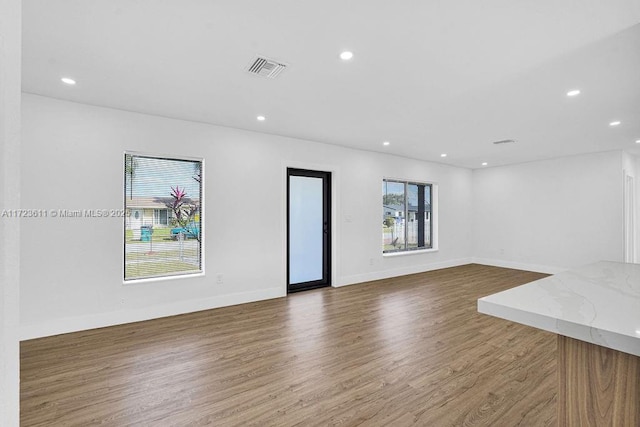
125 197 199 209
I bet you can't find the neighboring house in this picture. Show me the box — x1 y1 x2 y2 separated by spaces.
125 196 198 230
408 202 432 223
383 204 404 222
383 203 431 223
383 202 433 248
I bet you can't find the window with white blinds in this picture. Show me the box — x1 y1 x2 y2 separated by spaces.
124 153 203 281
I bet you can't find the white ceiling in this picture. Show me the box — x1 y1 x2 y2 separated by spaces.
22 0 640 168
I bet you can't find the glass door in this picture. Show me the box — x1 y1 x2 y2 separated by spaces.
287 168 331 292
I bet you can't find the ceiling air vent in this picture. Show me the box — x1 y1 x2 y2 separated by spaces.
246 56 288 79
492 139 516 145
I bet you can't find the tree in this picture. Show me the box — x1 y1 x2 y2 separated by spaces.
193 162 202 184
124 154 138 200
383 216 398 248
167 161 203 249
167 185 200 243
383 193 404 206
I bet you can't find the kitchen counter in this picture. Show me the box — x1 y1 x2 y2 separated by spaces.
478 261 640 425
478 261 640 356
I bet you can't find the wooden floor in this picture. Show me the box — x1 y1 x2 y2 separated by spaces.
21 264 557 426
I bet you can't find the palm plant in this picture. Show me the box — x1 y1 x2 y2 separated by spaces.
168 185 200 243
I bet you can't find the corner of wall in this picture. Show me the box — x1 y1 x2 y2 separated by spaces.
0 0 22 424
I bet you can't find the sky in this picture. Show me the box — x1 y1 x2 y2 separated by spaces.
382 181 431 209
125 155 201 199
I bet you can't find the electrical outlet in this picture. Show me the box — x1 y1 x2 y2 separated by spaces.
369 258 374 266
216 274 223 284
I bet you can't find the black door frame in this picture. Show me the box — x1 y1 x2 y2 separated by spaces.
287 168 332 293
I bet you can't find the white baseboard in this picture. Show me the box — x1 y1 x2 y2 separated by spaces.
20 259 562 340
471 258 566 275
20 287 285 341
335 257 474 287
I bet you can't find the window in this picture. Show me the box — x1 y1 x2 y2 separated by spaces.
124 153 203 280
382 179 432 253
153 209 169 226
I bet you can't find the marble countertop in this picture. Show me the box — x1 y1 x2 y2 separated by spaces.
478 261 640 357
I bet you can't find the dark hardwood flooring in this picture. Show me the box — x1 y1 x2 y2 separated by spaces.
21 264 556 426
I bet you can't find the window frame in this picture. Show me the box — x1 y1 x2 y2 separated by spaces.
382 178 436 255
123 151 204 283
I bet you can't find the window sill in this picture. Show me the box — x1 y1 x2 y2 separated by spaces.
383 248 439 257
123 271 205 286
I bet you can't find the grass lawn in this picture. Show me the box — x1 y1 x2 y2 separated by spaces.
125 260 200 279
125 227 173 243
125 249 198 262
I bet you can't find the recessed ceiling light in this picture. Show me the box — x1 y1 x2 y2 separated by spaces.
339 51 354 61
566 89 580 97
382 141 390 146
256 115 266 121
482 162 488 166
440 154 447 158
636 140 640 144
609 121 621 126
61 77 76 85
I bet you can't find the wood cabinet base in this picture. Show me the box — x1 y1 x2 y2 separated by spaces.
557 335 640 426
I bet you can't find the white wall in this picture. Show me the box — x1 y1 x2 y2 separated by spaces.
0 0 22 425
20 93 633 342
472 151 624 273
20 94 473 339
